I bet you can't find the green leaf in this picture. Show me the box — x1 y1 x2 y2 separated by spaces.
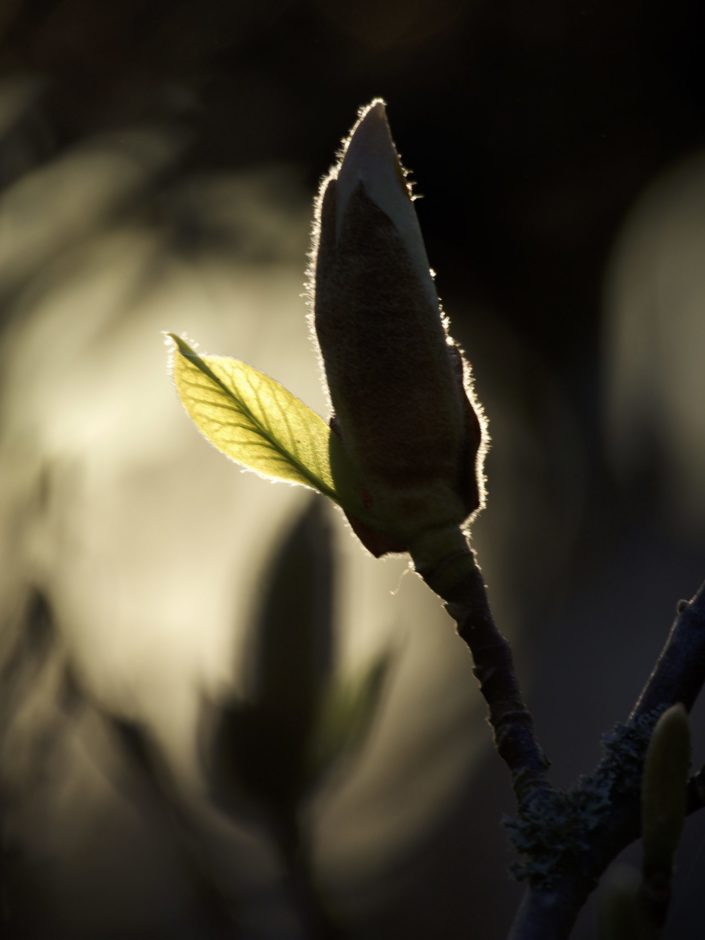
167 333 347 500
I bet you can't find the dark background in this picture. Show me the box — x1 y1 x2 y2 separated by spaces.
2 2 705 938
3 0 704 361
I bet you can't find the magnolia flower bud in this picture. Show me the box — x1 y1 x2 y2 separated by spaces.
311 99 486 557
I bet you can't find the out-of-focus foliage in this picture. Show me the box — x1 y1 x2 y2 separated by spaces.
207 500 337 818
604 153 705 534
206 500 391 842
308 653 391 787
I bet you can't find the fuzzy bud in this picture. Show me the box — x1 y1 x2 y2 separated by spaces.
311 100 485 556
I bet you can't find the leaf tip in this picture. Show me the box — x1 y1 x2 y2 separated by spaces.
163 330 197 360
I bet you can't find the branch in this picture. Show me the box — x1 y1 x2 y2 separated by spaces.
631 579 705 718
413 530 705 940
508 578 705 940
411 516 705 940
412 533 551 811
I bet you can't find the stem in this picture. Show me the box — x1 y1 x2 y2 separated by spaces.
631 580 705 719
411 528 551 811
272 813 344 940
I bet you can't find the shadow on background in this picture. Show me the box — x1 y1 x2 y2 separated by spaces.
1 2 704 938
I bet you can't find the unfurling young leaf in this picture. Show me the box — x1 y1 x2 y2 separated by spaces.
306 652 391 787
167 333 357 503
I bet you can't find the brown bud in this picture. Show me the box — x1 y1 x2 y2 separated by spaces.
310 100 486 556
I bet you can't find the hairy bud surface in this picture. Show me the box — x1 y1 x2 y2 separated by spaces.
311 100 486 556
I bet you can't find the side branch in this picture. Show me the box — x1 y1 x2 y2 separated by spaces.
508 578 705 940
631 579 705 718
413 528 705 940
412 534 550 809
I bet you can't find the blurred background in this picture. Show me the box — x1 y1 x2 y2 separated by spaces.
1 1 705 938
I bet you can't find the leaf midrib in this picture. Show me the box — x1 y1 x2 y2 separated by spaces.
173 337 339 501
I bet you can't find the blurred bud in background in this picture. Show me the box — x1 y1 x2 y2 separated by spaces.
603 151 705 538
